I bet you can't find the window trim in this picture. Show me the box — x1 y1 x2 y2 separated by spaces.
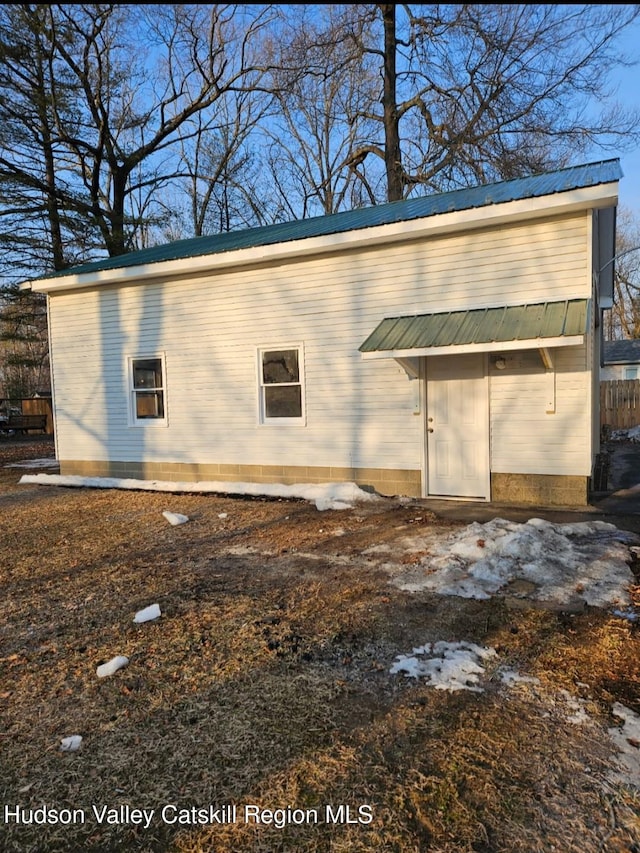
257 343 306 426
127 353 168 427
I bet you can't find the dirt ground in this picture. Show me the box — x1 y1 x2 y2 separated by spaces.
0 437 639 853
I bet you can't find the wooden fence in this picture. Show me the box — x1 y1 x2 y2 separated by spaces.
600 379 640 430
0 397 54 434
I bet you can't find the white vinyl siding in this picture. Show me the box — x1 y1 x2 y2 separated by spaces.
48 211 591 476
489 346 590 476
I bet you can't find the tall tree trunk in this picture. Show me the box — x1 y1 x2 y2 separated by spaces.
108 166 129 257
34 24 66 271
379 4 403 202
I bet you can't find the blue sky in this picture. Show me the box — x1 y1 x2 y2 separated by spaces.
606 20 640 218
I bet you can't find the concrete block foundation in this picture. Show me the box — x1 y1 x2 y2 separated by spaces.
59 460 423 499
490 472 589 507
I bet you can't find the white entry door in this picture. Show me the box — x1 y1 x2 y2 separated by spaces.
426 354 489 499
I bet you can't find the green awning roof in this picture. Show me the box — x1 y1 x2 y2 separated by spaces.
359 299 589 355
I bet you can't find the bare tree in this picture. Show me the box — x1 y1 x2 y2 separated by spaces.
259 5 384 218
0 3 275 281
2 4 637 265
0 3 278 396
604 208 640 340
173 91 271 237
0 288 49 399
277 4 640 204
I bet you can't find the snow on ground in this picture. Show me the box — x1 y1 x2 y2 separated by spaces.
390 516 638 609
611 424 640 442
390 641 498 692
96 655 129 678
383 516 640 790
15 470 640 789
19 473 380 511
7 457 59 469
133 604 161 624
608 703 640 788
59 735 82 752
162 510 190 526
19 474 640 612
389 642 640 789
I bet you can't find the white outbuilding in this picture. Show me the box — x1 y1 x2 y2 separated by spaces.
22 159 620 506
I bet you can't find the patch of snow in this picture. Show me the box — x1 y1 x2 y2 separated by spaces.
60 735 82 752
499 669 541 687
612 608 639 622
611 424 640 442
6 457 59 469
96 655 129 678
556 689 591 725
392 517 636 609
133 604 161 624
162 511 189 526
363 544 393 554
315 497 353 511
390 641 498 693
19 474 380 510
608 703 640 789
391 648 640 791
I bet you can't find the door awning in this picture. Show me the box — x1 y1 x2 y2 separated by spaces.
359 299 589 360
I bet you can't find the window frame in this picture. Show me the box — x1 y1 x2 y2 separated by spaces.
257 343 306 426
127 353 168 427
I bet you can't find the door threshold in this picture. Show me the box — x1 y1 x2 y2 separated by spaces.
425 494 490 502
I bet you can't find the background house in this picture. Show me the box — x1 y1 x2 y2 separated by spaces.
601 339 640 380
21 160 620 506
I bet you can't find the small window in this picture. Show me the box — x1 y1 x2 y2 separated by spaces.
258 346 305 424
624 367 638 380
129 356 166 423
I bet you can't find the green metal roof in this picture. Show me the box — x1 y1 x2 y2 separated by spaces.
36 159 621 282
359 299 589 353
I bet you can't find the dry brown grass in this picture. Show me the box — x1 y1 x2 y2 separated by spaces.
0 438 639 853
